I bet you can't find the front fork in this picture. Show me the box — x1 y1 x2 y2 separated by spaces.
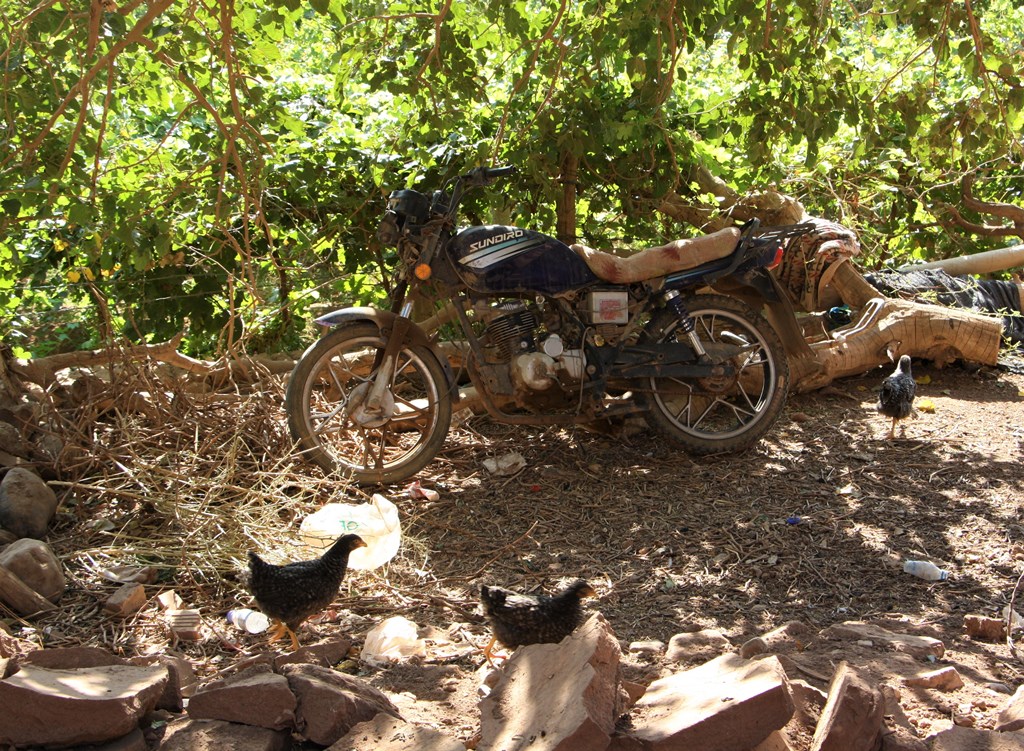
663 290 709 359
363 300 414 413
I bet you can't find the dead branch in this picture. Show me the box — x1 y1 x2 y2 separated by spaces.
8 335 295 389
657 171 808 234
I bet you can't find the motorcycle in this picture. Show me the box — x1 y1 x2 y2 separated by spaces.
285 165 814 485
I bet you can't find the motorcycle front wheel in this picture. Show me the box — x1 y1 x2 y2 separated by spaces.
638 294 789 455
285 321 452 485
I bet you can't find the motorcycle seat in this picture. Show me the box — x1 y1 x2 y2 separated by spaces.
571 227 742 284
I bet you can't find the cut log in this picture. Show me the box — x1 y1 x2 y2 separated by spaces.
789 260 1003 393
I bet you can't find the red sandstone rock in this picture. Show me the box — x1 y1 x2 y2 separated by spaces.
903 666 964 692
740 621 813 659
104 582 149 616
822 622 944 660
809 662 885 751
478 613 626 751
281 662 402 746
665 628 732 664
20 645 126 669
0 537 64 601
158 717 291 751
129 653 198 712
624 653 794 751
995 684 1024 732
0 663 167 747
963 615 1006 642
928 725 1024 750
188 666 296 730
330 713 466 750
273 636 352 670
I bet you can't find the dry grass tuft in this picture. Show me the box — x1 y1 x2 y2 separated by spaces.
29 364 387 654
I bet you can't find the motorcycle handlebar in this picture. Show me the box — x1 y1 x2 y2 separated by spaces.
462 165 516 186
439 166 515 219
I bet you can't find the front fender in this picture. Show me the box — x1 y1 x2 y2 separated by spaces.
314 306 460 401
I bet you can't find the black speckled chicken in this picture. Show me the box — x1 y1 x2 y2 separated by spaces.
479 579 596 660
247 533 366 651
877 354 916 440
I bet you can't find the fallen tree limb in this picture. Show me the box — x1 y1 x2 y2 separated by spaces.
9 334 295 389
788 260 1003 393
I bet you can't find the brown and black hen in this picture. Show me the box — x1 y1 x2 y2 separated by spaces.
247 533 366 651
479 579 596 660
877 354 916 440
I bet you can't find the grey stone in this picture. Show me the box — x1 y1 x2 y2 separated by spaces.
0 538 64 601
0 467 59 539
0 422 29 459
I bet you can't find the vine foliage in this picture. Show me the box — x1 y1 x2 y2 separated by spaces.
1 0 1021 357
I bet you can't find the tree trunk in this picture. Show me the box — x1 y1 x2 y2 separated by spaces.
556 151 578 245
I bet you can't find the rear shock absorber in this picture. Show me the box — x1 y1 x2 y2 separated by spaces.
663 289 708 358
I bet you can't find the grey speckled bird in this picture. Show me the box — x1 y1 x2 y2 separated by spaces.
877 354 916 440
479 579 596 661
247 533 366 651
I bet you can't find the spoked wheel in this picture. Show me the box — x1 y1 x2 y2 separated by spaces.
638 294 789 454
285 321 452 485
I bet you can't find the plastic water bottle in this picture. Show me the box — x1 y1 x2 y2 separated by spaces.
226 608 271 633
903 560 949 581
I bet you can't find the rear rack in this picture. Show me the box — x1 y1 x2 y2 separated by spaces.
751 222 818 244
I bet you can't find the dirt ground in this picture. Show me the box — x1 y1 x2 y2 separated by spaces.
17 351 1024 748
352 353 1024 746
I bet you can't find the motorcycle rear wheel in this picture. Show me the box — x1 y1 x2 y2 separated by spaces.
639 294 789 455
285 322 452 485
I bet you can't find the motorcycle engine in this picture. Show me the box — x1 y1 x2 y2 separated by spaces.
478 300 586 401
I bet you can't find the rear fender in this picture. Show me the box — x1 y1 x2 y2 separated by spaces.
710 275 814 359
314 307 460 401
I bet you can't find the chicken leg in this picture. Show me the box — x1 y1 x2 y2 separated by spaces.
266 620 301 652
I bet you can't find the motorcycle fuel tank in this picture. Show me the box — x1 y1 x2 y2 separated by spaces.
449 225 599 295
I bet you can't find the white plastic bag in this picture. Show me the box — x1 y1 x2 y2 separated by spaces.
299 494 401 570
361 615 426 665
